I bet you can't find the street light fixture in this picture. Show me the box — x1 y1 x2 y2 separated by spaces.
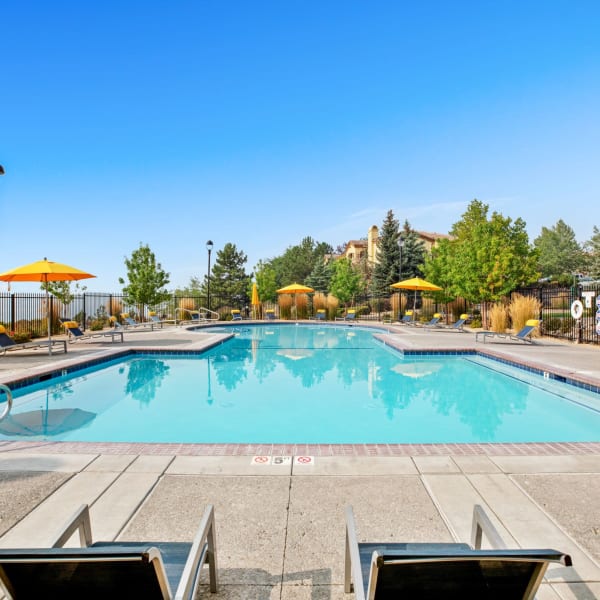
0 165 5 175
398 236 404 280
206 240 214 311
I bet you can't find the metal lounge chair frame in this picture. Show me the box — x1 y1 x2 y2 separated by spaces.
62 321 124 343
336 309 357 321
398 310 414 325
345 504 571 600
0 326 67 355
476 319 541 344
418 313 442 328
264 309 277 320
120 313 156 330
231 309 243 321
309 309 327 321
426 313 469 332
0 503 218 600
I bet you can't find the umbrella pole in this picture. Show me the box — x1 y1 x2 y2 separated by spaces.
45 276 52 356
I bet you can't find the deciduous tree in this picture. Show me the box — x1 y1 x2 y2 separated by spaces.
119 243 171 312
449 200 539 326
329 258 363 306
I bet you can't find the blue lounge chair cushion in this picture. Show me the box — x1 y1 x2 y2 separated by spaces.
0 326 67 354
476 319 540 343
63 322 123 343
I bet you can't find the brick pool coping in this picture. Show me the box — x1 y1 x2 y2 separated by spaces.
1 440 599 455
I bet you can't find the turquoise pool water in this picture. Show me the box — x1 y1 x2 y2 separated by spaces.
1 324 599 443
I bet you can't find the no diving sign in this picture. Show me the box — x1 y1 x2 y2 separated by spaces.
251 455 315 466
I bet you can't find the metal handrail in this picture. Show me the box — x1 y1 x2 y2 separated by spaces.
0 384 13 421
175 307 220 325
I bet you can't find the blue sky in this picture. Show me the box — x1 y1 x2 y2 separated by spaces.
1 1 599 292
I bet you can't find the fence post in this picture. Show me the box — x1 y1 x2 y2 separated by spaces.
10 293 16 333
83 292 87 332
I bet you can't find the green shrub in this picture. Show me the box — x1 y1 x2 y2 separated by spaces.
543 317 562 332
12 332 32 343
90 320 104 331
355 305 371 317
469 317 482 328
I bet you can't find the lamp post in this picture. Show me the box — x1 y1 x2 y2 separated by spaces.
0 165 5 175
206 240 214 311
398 236 404 281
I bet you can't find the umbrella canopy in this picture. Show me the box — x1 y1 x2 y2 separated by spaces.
0 259 96 283
251 283 260 305
391 276 442 313
251 282 260 320
390 277 442 292
0 258 95 354
0 408 96 438
276 283 315 294
276 283 314 320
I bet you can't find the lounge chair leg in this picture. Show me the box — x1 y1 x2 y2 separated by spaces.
207 513 218 593
470 505 506 549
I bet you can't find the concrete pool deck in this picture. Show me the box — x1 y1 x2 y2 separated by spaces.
0 322 599 598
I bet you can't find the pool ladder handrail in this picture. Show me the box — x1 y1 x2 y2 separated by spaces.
0 384 13 421
175 306 220 325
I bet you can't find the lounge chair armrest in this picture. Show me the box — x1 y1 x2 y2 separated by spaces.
175 504 218 599
471 505 506 549
344 505 365 600
51 504 93 548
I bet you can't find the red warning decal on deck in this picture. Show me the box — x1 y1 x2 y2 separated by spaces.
252 455 270 464
294 455 314 465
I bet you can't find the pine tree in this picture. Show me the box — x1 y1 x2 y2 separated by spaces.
371 210 401 295
585 226 600 279
207 243 250 300
305 258 333 292
399 220 426 278
534 219 584 281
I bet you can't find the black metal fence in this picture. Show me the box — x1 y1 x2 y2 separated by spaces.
512 285 600 344
0 290 468 335
2 286 598 344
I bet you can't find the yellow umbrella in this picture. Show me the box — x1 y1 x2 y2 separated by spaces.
391 276 442 312
276 283 314 320
276 283 315 294
251 282 259 319
0 258 96 354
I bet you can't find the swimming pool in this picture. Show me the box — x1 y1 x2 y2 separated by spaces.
1 324 599 443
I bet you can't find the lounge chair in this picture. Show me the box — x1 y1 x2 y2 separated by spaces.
476 319 541 344
418 312 442 328
264 309 276 320
427 313 469 332
345 504 571 600
231 309 243 321
336 309 356 321
398 310 414 324
148 312 175 327
120 313 154 330
0 325 67 355
310 309 327 321
0 503 218 599
62 321 124 343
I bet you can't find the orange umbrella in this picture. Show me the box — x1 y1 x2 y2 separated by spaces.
0 258 96 354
